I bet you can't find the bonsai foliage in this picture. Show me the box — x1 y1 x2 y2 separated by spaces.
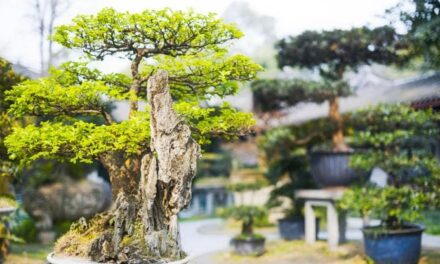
5 8 261 262
251 78 350 114
271 26 401 150
219 206 266 239
390 0 440 69
264 149 315 218
220 182 268 239
0 58 26 189
339 104 440 229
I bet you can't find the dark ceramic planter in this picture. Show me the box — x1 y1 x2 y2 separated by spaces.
309 151 362 187
278 217 320 240
362 225 424 264
231 236 265 256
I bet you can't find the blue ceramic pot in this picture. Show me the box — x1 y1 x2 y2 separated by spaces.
362 225 424 264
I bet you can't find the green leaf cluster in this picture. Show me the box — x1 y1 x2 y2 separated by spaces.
390 0 440 69
276 26 402 80
0 58 27 180
5 112 150 164
251 79 350 113
145 52 262 100
340 103 440 229
53 8 243 59
218 205 267 235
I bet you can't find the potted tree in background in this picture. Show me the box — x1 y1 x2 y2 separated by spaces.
257 125 318 240
275 26 402 187
5 8 261 264
220 182 268 256
265 151 316 240
339 104 440 264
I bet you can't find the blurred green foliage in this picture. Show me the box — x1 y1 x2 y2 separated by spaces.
251 79 350 113
388 0 440 69
339 104 440 229
218 205 267 238
276 26 403 80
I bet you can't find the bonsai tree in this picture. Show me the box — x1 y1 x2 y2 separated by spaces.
5 8 261 263
258 127 317 218
339 103 440 263
340 103 440 229
220 182 268 256
274 26 401 151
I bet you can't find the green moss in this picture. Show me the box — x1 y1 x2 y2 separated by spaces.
233 233 265 240
54 214 108 257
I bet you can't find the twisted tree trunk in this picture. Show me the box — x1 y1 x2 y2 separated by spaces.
139 70 200 258
329 97 349 151
55 71 200 263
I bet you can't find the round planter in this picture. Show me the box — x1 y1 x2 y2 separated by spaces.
47 252 191 264
278 217 320 240
309 151 362 187
230 236 265 256
362 225 424 264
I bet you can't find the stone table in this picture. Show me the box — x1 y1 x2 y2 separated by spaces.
295 189 347 250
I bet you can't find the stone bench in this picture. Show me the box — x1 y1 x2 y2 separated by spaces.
295 189 347 250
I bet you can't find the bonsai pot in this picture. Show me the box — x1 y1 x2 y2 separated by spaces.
278 217 320 240
230 235 265 256
47 252 191 264
309 150 362 187
362 225 424 264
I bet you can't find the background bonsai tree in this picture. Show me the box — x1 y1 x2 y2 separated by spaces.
5 8 261 263
258 127 317 218
274 26 401 151
339 104 440 229
219 182 267 255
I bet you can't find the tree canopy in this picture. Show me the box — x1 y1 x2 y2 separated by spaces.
251 78 350 113
0 58 26 179
5 8 262 166
276 26 401 80
391 0 440 69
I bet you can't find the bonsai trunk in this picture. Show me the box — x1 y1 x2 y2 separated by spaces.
55 71 200 263
242 218 254 236
328 97 349 151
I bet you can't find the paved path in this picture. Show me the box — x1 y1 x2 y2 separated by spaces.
180 217 440 261
180 219 231 258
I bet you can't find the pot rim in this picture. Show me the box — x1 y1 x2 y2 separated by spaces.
278 216 304 222
231 236 266 243
362 224 425 236
47 252 191 264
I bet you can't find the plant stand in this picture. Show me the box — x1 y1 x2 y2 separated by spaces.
295 189 346 250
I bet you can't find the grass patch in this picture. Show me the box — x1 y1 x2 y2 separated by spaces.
203 240 440 264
